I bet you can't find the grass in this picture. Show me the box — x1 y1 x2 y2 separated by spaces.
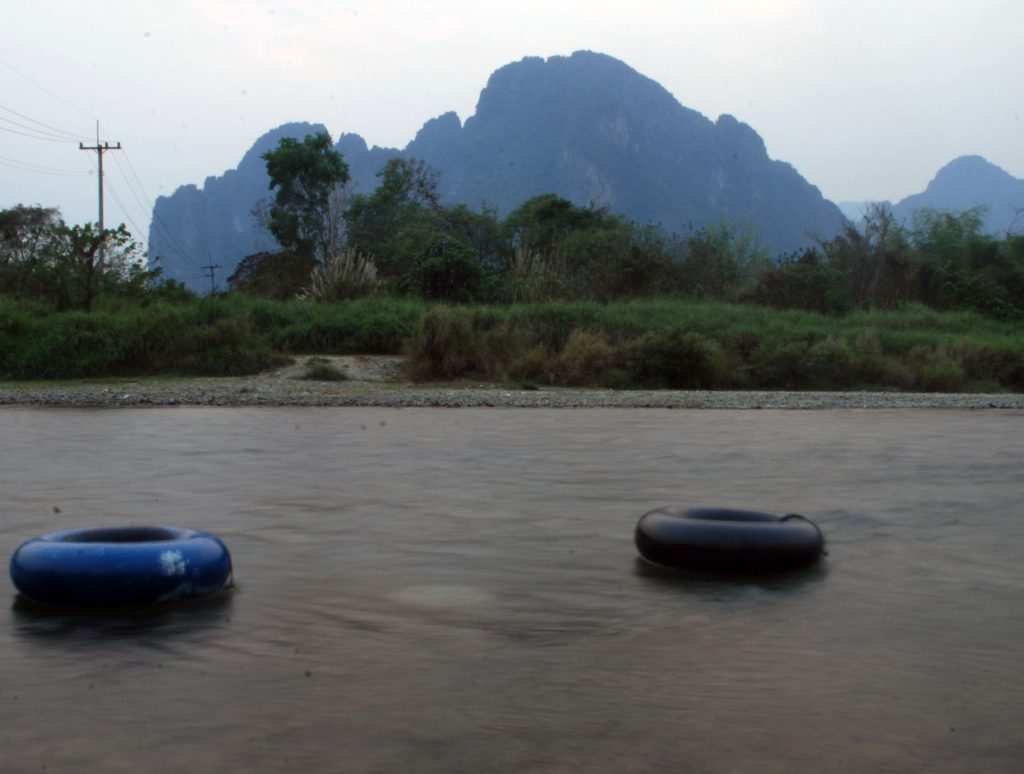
2 294 1022 392
297 357 347 382
402 300 1024 392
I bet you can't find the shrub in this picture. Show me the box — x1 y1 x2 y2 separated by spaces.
624 329 723 389
500 247 570 302
401 238 492 303
404 307 480 380
299 357 347 381
228 251 317 299
805 337 855 388
553 330 618 386
300 248 381 302
171 317 287 376
746 338 813 389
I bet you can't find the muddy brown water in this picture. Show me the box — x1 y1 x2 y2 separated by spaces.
1 407 1022 773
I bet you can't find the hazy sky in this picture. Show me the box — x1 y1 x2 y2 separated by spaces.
4 0 1022 244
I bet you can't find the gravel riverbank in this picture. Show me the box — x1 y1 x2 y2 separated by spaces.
2 355 1022 410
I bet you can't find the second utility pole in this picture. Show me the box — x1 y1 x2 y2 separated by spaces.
79 121 121 236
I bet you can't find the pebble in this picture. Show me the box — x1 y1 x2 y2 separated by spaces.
0 378 1021 410
2 355 1021 410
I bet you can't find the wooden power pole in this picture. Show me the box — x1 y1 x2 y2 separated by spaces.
79 122 121 235
202 263 222 294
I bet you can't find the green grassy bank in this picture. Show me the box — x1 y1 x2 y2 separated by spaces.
1 296 1022 392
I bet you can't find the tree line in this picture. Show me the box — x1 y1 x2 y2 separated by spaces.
2 130 1022 320
232 131 1024 319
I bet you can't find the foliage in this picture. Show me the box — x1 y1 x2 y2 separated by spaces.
0 297 285 379
227 250 318 300
0 205 61 264
746 249 853 315
254 295 425 354
251 162 1024 319
503 194 611 253
500 246 571 302
624 328 728 389
402 299 1024 392
262 131 350 259
0 206 154 311
344 158 445 277
299 248 381 302
3 293 1022 392
672 222 771 300
298 357 347 381
502 194 640 299
402 237 491 303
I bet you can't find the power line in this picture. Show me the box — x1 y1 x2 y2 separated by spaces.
0 114 83 142
101 175 150 245
0 154 92 177
0 123 80 143
112 151 203 269
109 154 198 267
109 153 156 226
0 104 90 141
0 55 97 122
0 54 204 277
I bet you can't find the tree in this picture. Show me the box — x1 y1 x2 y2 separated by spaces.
344 158 446 277
262 132 350 260
0 206 149 311
821 203 911 308
502 194 649 299
0 205 61 299
503 194 608 254
745 248 853 314
46 223 146 311
0 205 60 265
227 250 318 299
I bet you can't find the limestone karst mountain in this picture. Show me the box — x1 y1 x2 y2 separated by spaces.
892 155 1024 235
149 51 847 291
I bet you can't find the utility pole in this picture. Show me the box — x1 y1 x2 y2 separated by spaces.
79 120 121 234
202 262 222 294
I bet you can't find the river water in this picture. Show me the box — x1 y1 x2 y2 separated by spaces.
0 407 1022 773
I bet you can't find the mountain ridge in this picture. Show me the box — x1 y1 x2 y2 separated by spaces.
838 156 1023 233
150 51 846 291
892 155 1024 234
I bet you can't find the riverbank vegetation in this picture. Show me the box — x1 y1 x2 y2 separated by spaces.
2 294 1021 392
2 132 1022 391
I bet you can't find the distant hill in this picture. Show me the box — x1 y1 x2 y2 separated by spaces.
150 51 846 292
892 156 1024 235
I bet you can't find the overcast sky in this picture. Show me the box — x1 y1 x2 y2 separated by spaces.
4 0 1022 244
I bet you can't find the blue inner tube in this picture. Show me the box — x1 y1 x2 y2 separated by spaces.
635 507 825 572
9 526 233 608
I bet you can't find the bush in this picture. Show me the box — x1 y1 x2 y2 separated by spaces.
624 329 724 389
299 357 347 381
746 250 853 315
404 306 480 380
553 330 618 386
500 247 571 302
404 239 491 303
228 251 317 299
300 248 381 302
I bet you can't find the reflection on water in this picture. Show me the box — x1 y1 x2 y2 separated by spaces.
0 407 1022 773
10 592 234 644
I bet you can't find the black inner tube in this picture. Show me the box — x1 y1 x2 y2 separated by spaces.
634 507 826 572
781 514 829 555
